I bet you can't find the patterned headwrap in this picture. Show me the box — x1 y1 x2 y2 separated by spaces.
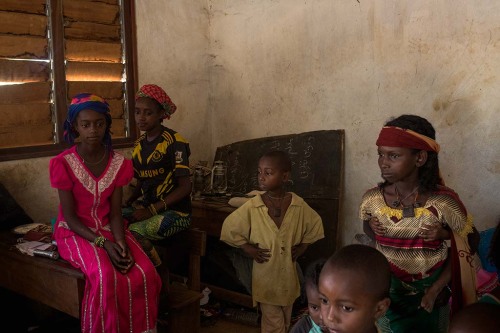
63 93 112 148
376 126 440 152
136 84 177 119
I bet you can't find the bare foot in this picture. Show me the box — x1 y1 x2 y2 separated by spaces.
420 285 441 313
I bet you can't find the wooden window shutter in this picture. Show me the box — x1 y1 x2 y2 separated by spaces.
64 0 127 138
0 0 137 161
0 0 52 149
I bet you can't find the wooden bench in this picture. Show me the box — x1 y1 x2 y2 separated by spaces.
0 228 206 333
0 232 85 318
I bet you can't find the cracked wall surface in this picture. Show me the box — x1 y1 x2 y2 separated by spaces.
1 0 499 246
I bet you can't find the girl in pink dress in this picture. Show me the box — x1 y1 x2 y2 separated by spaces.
50 93 161 333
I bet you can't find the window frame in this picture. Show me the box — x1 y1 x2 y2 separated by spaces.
0 0 138 162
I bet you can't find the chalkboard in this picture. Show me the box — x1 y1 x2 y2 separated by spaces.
213 129 345 265
213 130 344 200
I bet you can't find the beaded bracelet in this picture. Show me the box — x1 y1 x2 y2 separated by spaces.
160 198 167 212
94 235 106 248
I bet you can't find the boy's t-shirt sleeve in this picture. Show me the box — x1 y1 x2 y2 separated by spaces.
301 204 324 244
220 202 252 247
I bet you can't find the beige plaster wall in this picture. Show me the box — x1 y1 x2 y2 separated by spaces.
1 1 499 248
134 0 212 165
0 157 57 226
207 0 500 245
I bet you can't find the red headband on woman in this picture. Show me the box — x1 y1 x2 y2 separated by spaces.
376 126 440 152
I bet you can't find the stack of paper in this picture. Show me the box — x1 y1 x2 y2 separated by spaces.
16 241 53 256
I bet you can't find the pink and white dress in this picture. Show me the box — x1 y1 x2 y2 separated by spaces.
50 146 161 333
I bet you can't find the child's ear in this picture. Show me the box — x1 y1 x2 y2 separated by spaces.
374 297 391 319
415 150 428 167
282 171 291 183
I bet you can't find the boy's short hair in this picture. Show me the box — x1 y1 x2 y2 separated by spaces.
324 244 390 300
449 302 500 333
260 150 292 172
304 258 327 288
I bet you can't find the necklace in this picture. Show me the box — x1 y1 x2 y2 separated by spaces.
392 185 418 207
77 146 107 166
267 192 290 200
393 185 419 218
266 192 287 217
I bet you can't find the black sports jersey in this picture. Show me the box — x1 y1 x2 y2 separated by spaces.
131 126 191 213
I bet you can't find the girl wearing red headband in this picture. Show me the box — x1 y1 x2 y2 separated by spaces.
359 114 480 333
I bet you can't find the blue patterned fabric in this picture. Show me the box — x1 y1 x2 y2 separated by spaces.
478 228 498 273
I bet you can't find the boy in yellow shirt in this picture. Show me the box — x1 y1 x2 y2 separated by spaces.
221 150 324 333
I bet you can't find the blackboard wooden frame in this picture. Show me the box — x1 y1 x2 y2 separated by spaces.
213 129 345 263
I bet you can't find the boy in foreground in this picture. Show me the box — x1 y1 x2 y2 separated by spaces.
318 244 391 333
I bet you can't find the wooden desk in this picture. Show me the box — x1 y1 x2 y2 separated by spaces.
191 198 235 237
191 199 256 308
0 231 84 318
